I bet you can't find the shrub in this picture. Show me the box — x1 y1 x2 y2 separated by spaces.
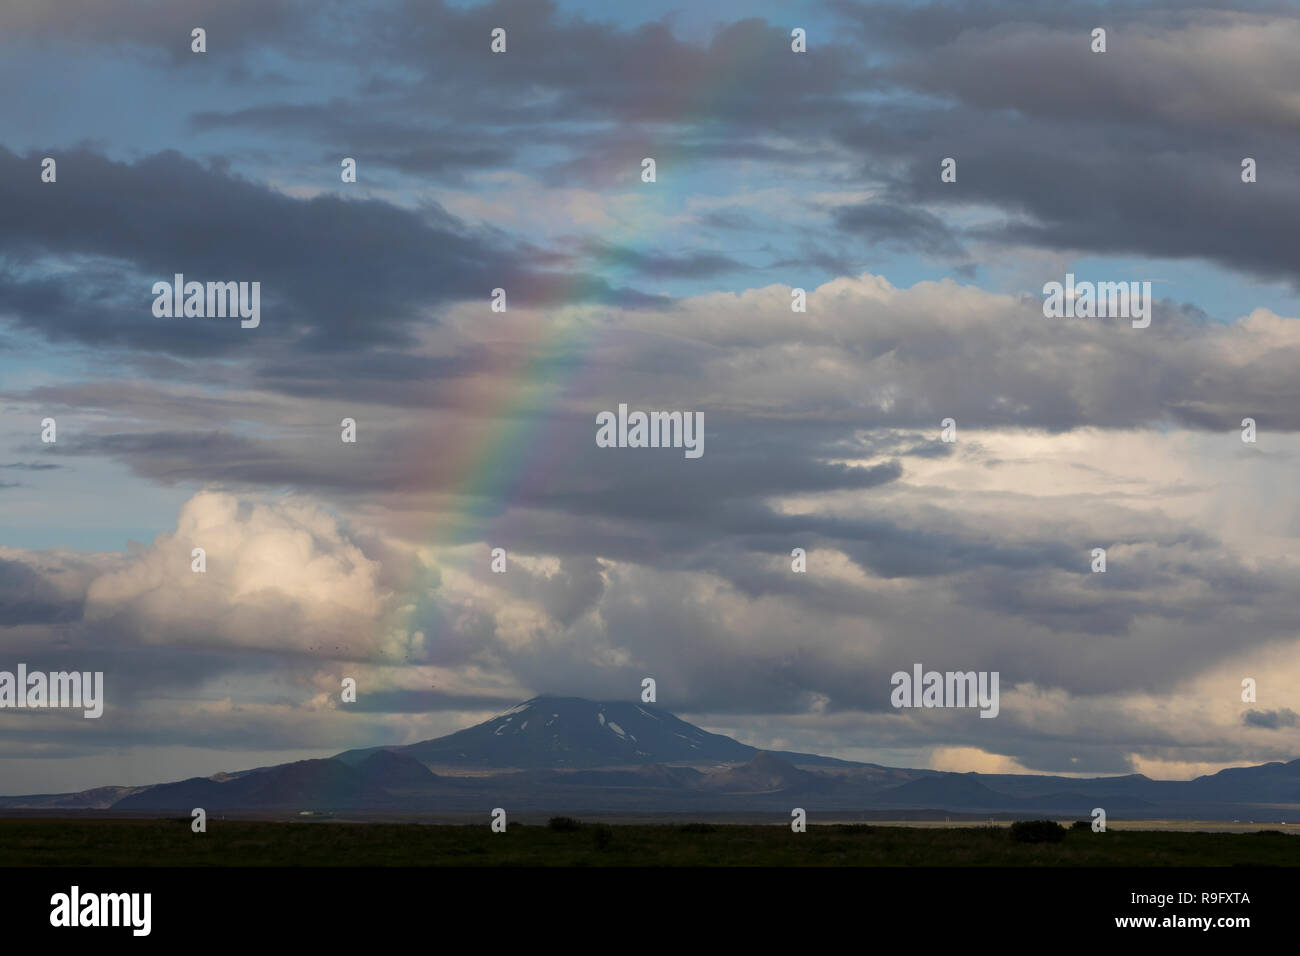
592 825 613 850
547 816 582 832
1009 820 1066 843
678 822 717 834
1071 820 1091 831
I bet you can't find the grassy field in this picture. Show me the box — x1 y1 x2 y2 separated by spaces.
2 817 1298 866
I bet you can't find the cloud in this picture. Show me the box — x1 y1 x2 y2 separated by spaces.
833 202 969 260
1243 708 1300 729
0 146 665 359
0 555 86 623
82 491 392 655
0 0 305 57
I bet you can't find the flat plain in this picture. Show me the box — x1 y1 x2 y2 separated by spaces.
2 818 1297 867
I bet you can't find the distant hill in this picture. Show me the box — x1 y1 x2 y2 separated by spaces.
357 750 440 789
0 785 148 810
113 758 376 811
876 772 1012 808
865 772 1160 813
698 752 833 793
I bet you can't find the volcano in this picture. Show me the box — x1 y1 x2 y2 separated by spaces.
335 695 852 769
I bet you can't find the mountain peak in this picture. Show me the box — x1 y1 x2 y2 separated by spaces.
339 695 755 769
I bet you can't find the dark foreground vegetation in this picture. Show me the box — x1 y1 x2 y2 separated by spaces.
1 817 1297 866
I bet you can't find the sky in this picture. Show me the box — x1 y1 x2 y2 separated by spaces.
2 0 1300 794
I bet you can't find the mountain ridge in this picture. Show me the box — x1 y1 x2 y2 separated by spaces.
2 696 1297 820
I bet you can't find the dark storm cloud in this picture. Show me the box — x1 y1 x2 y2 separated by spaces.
764 247 864 278
913 125 1300 287
1243 708 1300 729
486 458 1282 655
833 202 968 258
0 146 663 357
48 428 416 494
828 1 1291 53
825 8 1300 285
12 2 1300 291
251 349 485 405
5 382 274 430
24 410 906 511
155 0 1300 287
0 0 307 60
181 3 871 184
190 104 516 178
0 557 84 624
371 3 866 131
